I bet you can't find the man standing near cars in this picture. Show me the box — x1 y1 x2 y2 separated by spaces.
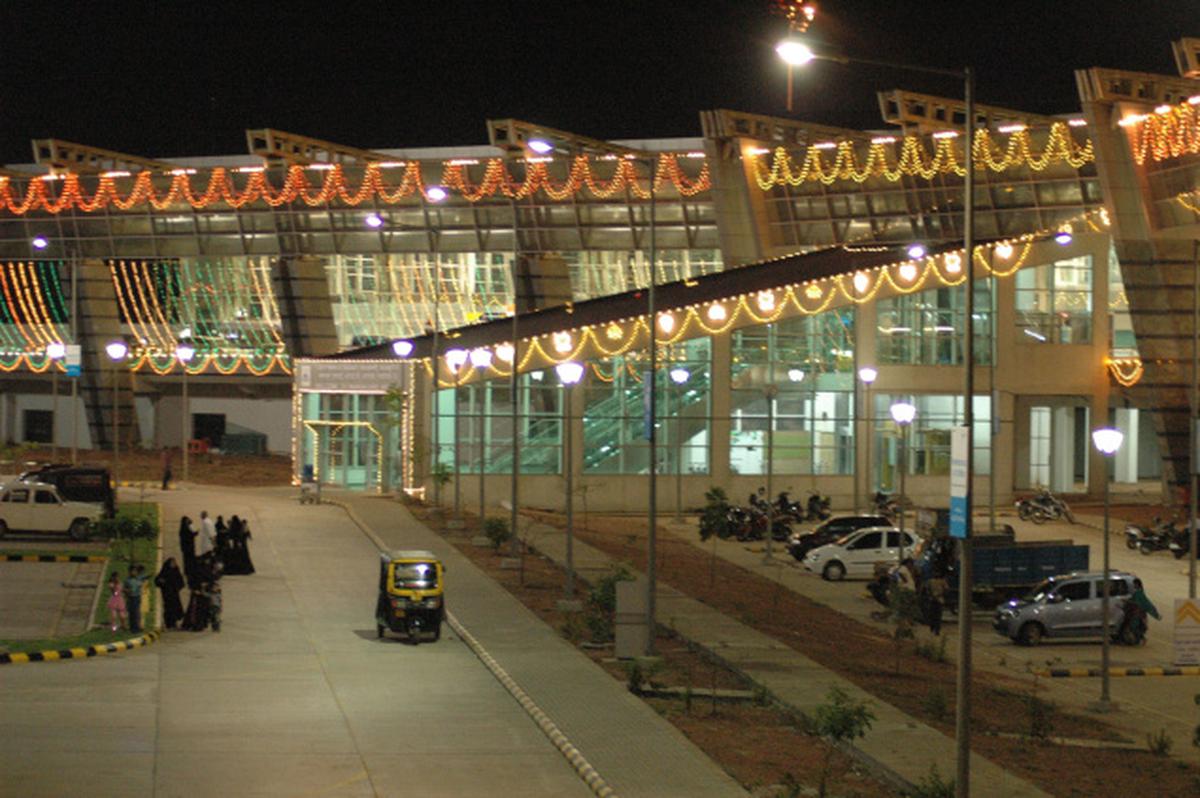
160 446 173 491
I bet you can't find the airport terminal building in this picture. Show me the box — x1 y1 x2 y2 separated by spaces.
2 40 1199 512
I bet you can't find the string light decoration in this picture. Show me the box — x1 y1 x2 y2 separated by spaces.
421 207 1110 387
1126 97 1200 164
753 122 1094 189
0 154 711 216
0 260 72 371
1106 356 1145 388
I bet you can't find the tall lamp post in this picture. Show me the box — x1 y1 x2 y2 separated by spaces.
858 366 878 512
105 340 128 483
1091 426 1123 710
779 31 976 796
890 401 916 566
45 341 66 461
670 365 690 522
556 361 585 600
176 341 195 483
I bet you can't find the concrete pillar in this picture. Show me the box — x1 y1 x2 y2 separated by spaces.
1115 407 1139 483
1051 406 1075 492
710 330 732 486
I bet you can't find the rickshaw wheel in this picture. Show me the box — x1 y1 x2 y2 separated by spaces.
431 622 441 642
376 624 384 639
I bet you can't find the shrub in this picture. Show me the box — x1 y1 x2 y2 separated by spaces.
909 764 955 798
482 517 511 550
699 486 733 541
921 687 949 723
914 635 948 663
92 513 156 565
585 565 634 643
811 686 875 798
1147 727 1173 757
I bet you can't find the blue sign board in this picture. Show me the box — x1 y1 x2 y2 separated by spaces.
950 495 968 539
949 426 969 539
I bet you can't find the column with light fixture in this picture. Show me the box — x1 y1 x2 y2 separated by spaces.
556 361 584 600
858 366 878 513
45 341 66 461
105 340 128 483
1092 426 1123 710
176 341 195 483
890 401 916 567
670 364 690 521
469 348 494 522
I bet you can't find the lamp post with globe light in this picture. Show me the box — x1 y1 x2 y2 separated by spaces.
890 401 916 568
778 20 977 793
45 341 66 460
176 341 196 482
1091 426 1123 710
105 340 129 483
858 366 878 513
555 360 585 600
670 365 690 521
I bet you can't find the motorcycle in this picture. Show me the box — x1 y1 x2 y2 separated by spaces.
1125 522 1151 550
1167 525 1197 560
872 491 901 521
1137 521 1176 555
775 491 808 525
1016 489 1074 525
806 490 832 522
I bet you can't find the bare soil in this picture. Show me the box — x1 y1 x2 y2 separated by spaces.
3 445 292 487
520 510 1200 798
410 503 898 797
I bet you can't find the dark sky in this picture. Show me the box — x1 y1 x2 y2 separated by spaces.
1 1 1196 162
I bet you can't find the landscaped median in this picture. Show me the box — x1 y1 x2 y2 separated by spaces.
0 501 163 664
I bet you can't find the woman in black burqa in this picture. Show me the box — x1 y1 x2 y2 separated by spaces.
154 557 186 629
178 516 198 587
222 515 256 576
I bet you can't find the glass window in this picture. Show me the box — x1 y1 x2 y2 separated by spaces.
1108 246 1136 357
874 394 992 487
1057 582 1091 601
1015 256 1092 344
876 280 992 366
730 311 855 475
35 490 58 504
850 532 883 549
445 372 562 475
1096 578 1129 597
392 562 439 590
583 337 711 475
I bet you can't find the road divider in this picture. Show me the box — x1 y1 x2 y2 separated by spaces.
0 630 160 665
1035 665 1200 678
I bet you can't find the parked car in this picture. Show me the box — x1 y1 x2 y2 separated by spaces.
803 526 917 581
786 514 891 561
993 571 1136 646
0 482 103 540
15 464 115 517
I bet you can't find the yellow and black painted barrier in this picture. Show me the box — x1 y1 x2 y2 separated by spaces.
2 553 107 563
115 481 176 490
1035 665 1200 678
0 630 159 666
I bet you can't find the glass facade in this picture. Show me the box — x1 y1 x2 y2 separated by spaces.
872 394 992 490
437 373 563 474
730 311 855 475
583 337 712 474
299 392 400 490
876 280 993 366
1015 255 1093 344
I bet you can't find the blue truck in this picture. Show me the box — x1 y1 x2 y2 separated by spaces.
914 509 1089 610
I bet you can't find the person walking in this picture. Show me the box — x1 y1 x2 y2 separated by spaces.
155 558 186 629
207 581 223 632
160 447 173 491
123 565 149 634
106 572 127 632
925 575 947 636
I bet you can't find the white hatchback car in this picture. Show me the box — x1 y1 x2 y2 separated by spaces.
804 526 916 581
0 481 103 540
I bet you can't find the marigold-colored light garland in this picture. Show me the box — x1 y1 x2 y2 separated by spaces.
753 123 1094 189
1106 356 1144 388
0 155 711 216
1127 99 1200 165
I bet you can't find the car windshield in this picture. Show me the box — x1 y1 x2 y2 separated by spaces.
393 562 438 590
1022 579 1055 603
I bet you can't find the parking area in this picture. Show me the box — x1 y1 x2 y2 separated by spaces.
0 560 102 639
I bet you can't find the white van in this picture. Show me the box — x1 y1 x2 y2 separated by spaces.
0 482 103 540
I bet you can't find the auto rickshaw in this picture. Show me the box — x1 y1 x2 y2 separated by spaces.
376 550 444 643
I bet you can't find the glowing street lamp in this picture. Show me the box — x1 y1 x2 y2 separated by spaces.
364 212 384 229
1092 426 1124 712
31 236 49 250
556 361 585 600
105 340 128 482
527 139 555 155
392 339 414 358
176 341 196 483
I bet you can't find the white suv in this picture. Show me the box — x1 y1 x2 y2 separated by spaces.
0 482 103 540
804 526 917 581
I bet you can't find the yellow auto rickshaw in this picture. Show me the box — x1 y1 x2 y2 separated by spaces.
376 550 444 643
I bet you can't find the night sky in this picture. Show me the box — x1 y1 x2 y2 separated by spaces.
1 1 1195 163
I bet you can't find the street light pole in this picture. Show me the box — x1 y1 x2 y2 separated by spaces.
646 157 659 656
556 361 584 598
775 34 976 797
176 341 195 483
105 340 128 484
890 401 916 568
45 342 65 461
1092 427 1124 710
859 367 878 513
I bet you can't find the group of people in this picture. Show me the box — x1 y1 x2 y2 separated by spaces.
867 558 948 635
153 510 257 633
105 565 150 633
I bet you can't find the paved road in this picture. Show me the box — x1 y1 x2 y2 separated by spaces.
0 485 593 798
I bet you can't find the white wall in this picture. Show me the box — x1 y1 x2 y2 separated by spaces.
4 391 95 450
188 396 293 454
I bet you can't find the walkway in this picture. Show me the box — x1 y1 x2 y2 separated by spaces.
516 514 1051 798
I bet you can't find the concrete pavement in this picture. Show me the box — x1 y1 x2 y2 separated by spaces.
0 484 748 798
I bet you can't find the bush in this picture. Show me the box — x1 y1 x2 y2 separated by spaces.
482 517 511 550
699 486 734 541
921 687 949 723
914 635 948 663
92 513 156 565
909 764 955 798
811 686 875 798
1147 727 1173 757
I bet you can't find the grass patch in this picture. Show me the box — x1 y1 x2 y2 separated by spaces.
0 504 161 656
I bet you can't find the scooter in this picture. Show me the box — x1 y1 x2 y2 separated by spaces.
1138 521 1176 555
806 491 832 522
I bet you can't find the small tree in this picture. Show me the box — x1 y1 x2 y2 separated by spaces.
94 514 156 566
482 517 511 550
811 686 875 798
586 565 634 642
699 486 733 541
886 584 920 672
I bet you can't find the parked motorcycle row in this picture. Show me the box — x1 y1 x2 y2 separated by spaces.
699 488 831 542
1125 517 1198 560
1014 488 1074 524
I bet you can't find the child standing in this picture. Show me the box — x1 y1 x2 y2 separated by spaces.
106 572 127 632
